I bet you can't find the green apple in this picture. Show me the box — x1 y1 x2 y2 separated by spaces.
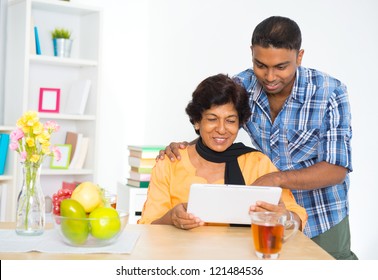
60 199 89 245
89 207 121 240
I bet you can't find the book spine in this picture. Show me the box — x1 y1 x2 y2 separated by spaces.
130 172 151 181
128 156 156 168
127 179 150 188
0 134 10 175
34 26 41 55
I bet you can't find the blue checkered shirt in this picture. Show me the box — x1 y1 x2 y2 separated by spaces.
234 66 353 238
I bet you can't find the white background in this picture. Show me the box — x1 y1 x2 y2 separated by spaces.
3 0 378 260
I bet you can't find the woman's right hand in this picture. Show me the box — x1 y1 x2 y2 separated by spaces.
157 142 189 161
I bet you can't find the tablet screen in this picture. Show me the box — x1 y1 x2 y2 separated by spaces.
187 184 282 225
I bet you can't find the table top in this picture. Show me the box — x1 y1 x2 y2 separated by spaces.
0 222 334 260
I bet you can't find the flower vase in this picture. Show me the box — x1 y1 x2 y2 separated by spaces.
53 38 73 57
15 162 45 236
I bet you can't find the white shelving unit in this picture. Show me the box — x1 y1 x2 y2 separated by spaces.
0 126 17 222
117 182 148 224
3 0 103 220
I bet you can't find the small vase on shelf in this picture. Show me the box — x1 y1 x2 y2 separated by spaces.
53 38 73 58
15 162 45 236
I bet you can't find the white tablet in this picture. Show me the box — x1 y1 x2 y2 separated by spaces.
187 184 282 225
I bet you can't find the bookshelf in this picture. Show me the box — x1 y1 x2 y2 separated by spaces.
0 126 17 221
3 0 103 221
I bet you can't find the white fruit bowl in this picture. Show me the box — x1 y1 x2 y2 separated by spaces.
52 211 128 247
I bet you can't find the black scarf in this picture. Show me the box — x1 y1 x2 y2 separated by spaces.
195 137 257 185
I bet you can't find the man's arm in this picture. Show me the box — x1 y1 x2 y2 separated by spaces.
157 139 198 161
252 161 347 190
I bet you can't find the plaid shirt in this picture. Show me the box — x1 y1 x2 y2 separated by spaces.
235 66 353 238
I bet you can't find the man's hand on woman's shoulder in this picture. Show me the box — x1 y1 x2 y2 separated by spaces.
157 141 190 161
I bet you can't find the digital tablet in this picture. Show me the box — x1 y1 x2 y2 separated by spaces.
187 184 282 225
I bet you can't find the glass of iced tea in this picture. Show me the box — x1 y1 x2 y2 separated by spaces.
105 193 117 209
250 211 298 259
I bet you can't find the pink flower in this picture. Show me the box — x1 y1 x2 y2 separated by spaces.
10 128 24 141
20 151 27 162
44 121 60 132
9 141 19 151
52 146 62 161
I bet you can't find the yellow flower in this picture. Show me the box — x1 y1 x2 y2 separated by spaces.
30 154 40 163
10 111 60 166
26 137 35 147
41 144 51 155
32 122 44 135
17 111 39 131
37 131 51 144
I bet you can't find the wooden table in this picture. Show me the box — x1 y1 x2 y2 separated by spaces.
0 223 334 260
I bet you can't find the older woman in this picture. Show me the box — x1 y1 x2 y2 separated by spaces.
138 74 307 230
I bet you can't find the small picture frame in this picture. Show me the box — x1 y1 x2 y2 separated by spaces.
38 88 60 113
50 144 72 169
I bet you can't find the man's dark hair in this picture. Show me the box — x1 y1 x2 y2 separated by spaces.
186 74 251 135
252 16 302 50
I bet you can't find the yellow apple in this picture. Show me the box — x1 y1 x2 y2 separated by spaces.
71 181 103 213
89 207 121 240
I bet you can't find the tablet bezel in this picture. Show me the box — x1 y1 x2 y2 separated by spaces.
187 184 282 225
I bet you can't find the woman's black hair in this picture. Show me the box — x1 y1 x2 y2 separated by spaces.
185 74 251 135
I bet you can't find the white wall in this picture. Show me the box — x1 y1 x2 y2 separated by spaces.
79 0 378 259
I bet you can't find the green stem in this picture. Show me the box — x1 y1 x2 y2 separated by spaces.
23 163 39 230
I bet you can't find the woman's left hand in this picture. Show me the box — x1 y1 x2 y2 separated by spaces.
171 203 204 230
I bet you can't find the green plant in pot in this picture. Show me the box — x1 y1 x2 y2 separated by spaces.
52 28 73 57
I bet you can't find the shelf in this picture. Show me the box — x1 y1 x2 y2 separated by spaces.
41 169 94 176
0 126 15 131
38 113 96 121
30 0 101 15
30 54 98 67
0 176 13 181
10 0 101 15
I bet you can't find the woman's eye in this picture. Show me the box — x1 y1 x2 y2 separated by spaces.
207 118 217 122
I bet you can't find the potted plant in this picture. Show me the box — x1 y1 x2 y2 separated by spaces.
51 28 73 57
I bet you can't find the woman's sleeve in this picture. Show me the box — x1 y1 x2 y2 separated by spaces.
137 157 173 224
281 189 308 230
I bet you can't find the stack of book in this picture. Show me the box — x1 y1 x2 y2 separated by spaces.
127 145 165 188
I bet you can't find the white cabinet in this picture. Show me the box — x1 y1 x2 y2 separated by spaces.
117 182 148 224
0 126 17 221
3 0 103 219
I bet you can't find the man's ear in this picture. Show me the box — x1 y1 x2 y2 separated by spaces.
297 49 304 66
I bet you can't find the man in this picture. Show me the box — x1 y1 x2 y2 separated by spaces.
161 16 356 260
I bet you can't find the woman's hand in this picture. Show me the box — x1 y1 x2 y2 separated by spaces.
170 203 204 230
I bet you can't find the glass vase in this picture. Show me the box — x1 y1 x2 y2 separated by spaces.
15 162 45 236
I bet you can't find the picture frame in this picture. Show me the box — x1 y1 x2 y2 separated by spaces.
38 88 60 113
50 144 72 169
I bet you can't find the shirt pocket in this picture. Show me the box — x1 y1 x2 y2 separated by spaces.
287 128 320 163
